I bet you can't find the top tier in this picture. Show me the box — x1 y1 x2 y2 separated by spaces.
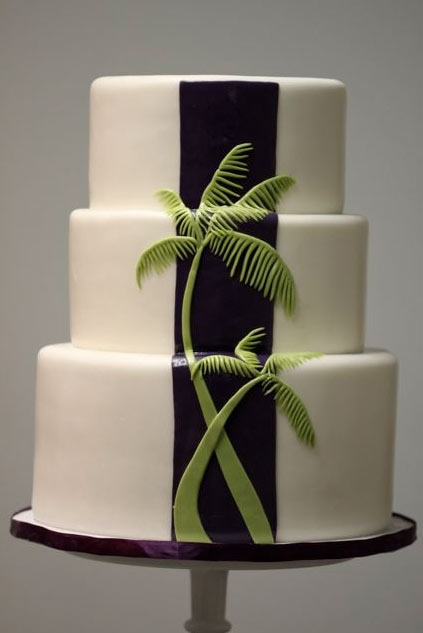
90 76 346 214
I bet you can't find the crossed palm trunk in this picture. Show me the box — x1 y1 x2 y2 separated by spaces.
136 144 318 544
174 340 319 542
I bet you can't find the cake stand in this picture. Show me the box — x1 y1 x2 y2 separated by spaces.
10 507 416 633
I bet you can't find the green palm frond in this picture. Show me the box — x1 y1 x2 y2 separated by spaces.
207 205 269 233
200 143 252 207
136 236 197 288
263 352 322 375
196 203 267 236
209 230 296 315
238 176 295 211
192 354 259 379
261 375 315 447
156 189 199 239
195 206 214 234
234 327 266 370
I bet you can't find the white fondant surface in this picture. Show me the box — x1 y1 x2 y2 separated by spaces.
32 345 397 542
89 76 345 214
276 352 397 541
32 346 174 540
70 210 367 354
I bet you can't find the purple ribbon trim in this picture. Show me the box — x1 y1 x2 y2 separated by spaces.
10 508 417 562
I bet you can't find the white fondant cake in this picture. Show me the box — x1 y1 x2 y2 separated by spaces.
31 76 398 545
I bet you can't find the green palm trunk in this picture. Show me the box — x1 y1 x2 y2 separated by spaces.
174 373 266 543
175 242 273 544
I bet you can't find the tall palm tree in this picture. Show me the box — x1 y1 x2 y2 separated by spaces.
173 328 320 542
136 143 298 544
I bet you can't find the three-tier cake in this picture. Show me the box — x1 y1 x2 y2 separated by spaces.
31 76 397 544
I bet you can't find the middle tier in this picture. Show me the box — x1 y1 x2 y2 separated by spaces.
70 210 367 354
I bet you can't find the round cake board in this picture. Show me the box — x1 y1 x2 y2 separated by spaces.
10 507 416 566
10 508 417 633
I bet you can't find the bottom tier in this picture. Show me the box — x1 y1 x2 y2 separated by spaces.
32 345 397 543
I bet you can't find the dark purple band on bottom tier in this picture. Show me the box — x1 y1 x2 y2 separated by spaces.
10 509 417 562
171 354 276 543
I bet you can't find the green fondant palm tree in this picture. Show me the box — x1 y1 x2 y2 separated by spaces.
173 328 320 542
136 143 298 544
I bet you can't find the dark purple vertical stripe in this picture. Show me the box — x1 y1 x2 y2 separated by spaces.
176 80 279 353
174 214 278 354
172 80 279 543
179 80 278 208
171 355 277 544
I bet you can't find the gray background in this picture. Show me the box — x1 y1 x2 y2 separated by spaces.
1 0 422 631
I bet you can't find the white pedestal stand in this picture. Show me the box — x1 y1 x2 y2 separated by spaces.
70 552 347 633
186 567 231 633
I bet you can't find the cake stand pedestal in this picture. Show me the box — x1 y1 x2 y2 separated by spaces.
10 508 417 633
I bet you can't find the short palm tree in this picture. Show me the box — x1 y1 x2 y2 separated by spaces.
173 328 320 542
136 143 310 544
